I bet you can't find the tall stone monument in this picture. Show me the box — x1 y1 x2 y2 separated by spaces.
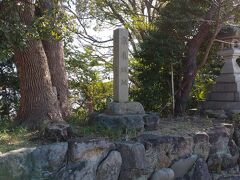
202 25 240 114
94 28 154 131
106 28 145 115
113 28 129 103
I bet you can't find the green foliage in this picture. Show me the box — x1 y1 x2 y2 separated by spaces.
0 1 28 59
67 115 137 140
131 0 200 113
0 0 75 60
75 123 123 140
131 0 225 114
65 44 113 119
34 2 76 42
66 114 122 139
159 0 208 40
0 1 22 118
0 117 38 153
0 58 19 118
190 44 223 107
1 0 239 123
130 30 184 113
0 0 75 118
82 81 112 111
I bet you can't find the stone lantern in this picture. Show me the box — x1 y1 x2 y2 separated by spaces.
203 25 240 114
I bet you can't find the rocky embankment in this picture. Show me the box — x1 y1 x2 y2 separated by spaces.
1 117 240 180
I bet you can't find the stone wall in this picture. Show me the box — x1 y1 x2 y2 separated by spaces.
1 123 240 180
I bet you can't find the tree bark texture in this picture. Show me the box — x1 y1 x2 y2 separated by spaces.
42 40 69 118
39 0 70 118
14 0 63 129
175 5 218 115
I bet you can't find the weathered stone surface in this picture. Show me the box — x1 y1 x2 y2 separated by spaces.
228 109 240 114
208 92 238 101
170 155 198 178
203 47 240 111
106 102 145 115
143 113 160 130
1 118 240 180
219 53 240 74
204 110 227 119
222 123 235 138
218 176 240 180
208 153 223 173
60 163 94 180
211 165 240 180
212 83 240 92
113 28 129 103
61 139 115 180
193 132 210 160
94 113 145 131
221 153 237 170
151 168 174 180
116 141 146 170
202 101 240 110
233 124 240 147
228 140 239 167
31 142 68 178
69 138 114 162
207 126 230 173
44 122 72 141
96 151 122 180
208 126 230 154
216 74 237 83
0 143 68 180
137 134 194 169
116 141 152 180
216 139 239 171
207 125 239 172
0 148 34 180
192 158 211 180
119 169 151 180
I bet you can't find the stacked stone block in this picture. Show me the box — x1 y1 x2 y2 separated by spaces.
203 26 240 111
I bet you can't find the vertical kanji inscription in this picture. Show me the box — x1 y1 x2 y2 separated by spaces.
113 28 129 102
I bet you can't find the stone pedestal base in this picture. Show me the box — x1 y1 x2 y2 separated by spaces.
94 114 145 132
105 102 145 115
93 113 160 132
201 101 240 119
202 101 240 110
92 102 159 132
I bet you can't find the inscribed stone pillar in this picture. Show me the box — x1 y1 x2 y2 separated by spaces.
93 28 146 129
113 28 129 103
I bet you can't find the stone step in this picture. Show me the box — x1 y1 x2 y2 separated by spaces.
220 58 240 74
216 74 240 83
207 92 240 101
202 101 240 110
211 82 240 92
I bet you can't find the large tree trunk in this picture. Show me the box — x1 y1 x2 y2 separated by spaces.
174 6 218 115
39 0 70 118
42 40 69 118
14 0 63 129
